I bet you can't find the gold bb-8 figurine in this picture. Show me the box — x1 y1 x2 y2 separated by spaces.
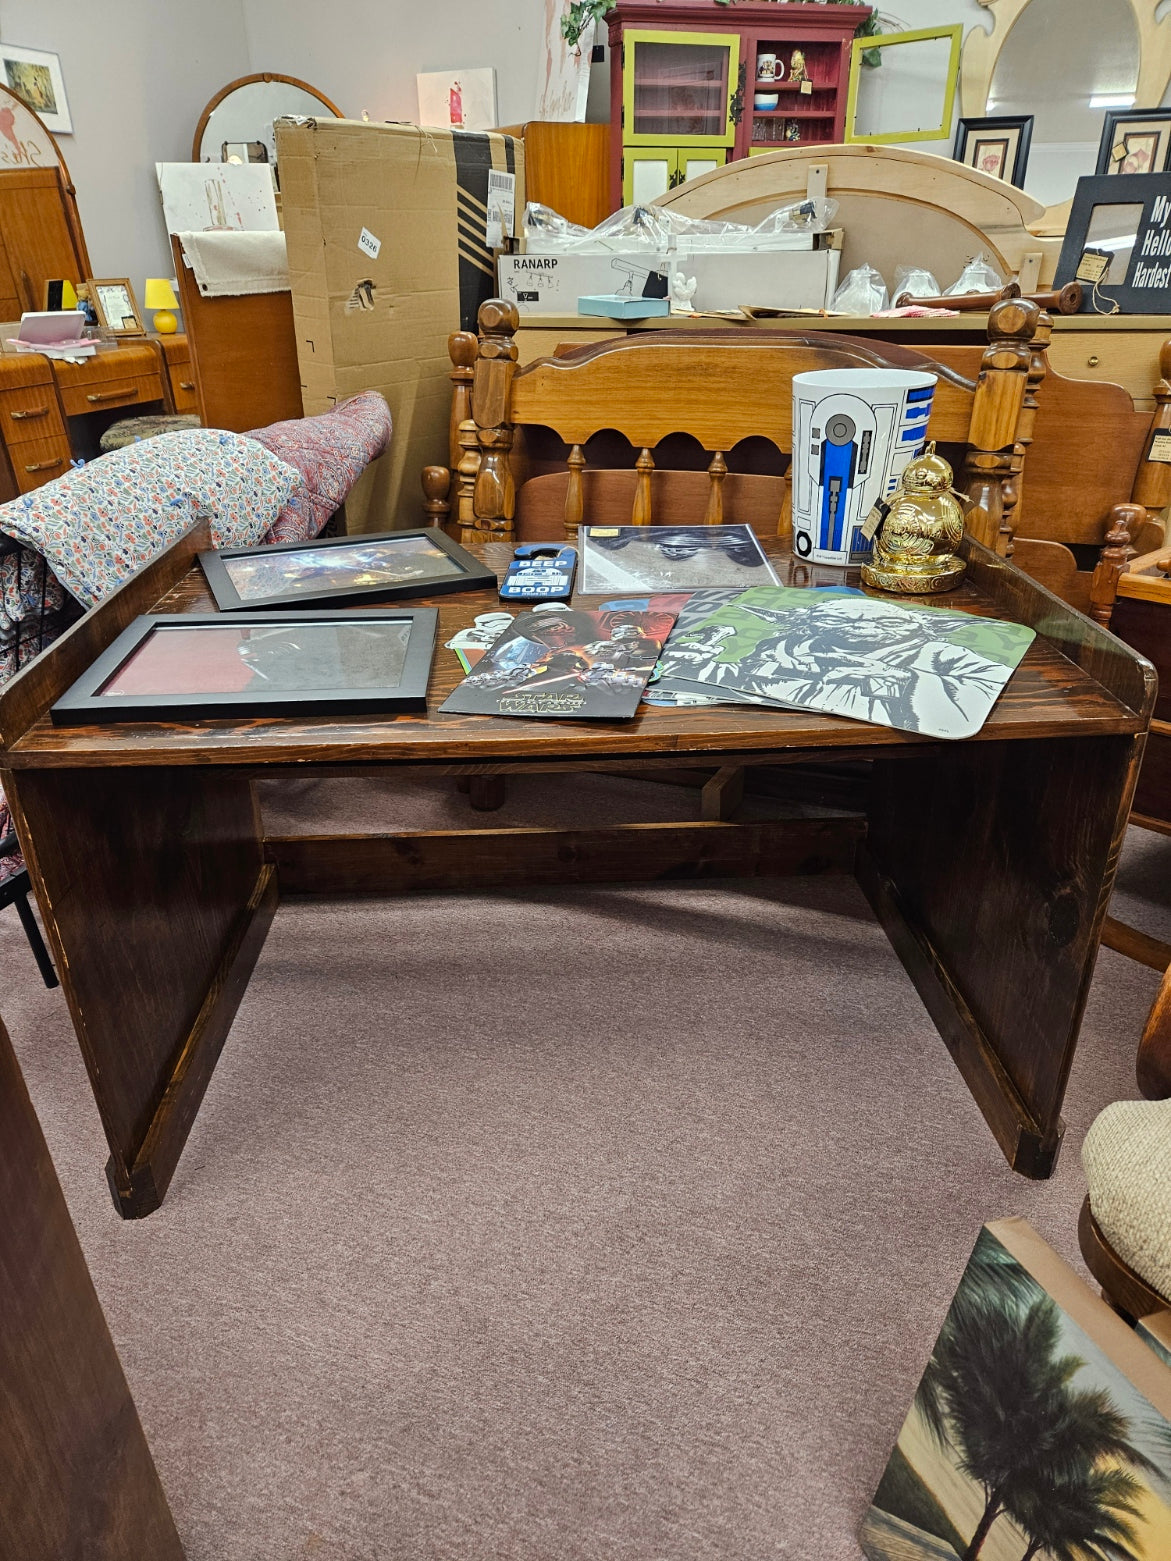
860 442 967 595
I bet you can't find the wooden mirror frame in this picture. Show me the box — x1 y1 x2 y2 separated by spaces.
0 82 91 282
191 72 343 162
961 0 1171 119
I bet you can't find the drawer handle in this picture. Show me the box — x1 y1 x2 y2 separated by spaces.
24 456 64 473
179 380 195 391
86 388 135 404
11 404 50 420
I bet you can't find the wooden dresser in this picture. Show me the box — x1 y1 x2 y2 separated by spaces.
0 336 188 502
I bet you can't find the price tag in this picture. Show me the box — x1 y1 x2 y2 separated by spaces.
1076 248 1111 285
861 501 890 543
800 79 813 96
589 527 620 536
1149 431 1171 464
357 227 381 261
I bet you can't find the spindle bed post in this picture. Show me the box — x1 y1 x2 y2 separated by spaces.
961 297 1039 552
565 444 586 541
471 300 519 541
705 451 727 526
633 448 654 527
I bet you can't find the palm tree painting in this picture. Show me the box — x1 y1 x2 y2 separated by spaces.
861 1227 1171 1561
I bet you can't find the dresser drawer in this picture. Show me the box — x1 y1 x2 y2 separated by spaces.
0 382 66 444
59 371 165 418
169 362 198 414
9 432 71 493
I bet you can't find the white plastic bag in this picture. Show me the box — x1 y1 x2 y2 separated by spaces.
944 254 1005 297
832 263 889 315
894 265 942 302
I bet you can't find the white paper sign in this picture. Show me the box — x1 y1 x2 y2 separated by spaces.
358 226 382 260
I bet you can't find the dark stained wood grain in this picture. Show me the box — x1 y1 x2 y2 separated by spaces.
1 538 1146 771
3 763 273 1217
269 818 864 895
0 1013 185 1558
863 727 1148 1178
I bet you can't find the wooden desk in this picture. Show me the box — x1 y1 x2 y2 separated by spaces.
0 526 1154 1215
0 336 189 501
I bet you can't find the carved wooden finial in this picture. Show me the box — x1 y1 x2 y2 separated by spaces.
449 331 478 372
987 296 1041 347
1089 503 1141 627
421 465 452 530
477 298 520 344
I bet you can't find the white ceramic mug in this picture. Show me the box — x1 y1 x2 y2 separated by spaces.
757 53 778 81
791 368 938 565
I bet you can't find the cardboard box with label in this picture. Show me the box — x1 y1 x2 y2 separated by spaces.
277 118 523 531
498 230 842 317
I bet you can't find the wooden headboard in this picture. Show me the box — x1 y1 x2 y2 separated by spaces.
655 144 1062 292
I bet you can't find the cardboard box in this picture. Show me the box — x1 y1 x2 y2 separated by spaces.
497 252 669 316
277 119 523 531
498 230 842 317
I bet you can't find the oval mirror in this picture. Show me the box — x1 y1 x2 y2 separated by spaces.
193 73 342 170
989 0 1139 202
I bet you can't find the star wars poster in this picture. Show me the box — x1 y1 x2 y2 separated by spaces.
440 604 675 720
578 525 779 594
657 588 1035 740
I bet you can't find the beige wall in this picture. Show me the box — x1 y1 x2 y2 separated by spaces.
0 0 251 293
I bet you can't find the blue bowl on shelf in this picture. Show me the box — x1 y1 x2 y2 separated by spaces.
754 91 780 112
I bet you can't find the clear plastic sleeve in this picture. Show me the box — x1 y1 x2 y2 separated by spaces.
831 263 889 315
894 265 942 302
943 254 1006 296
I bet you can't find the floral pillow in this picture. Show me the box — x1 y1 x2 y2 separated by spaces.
250 391 392 540
0 429 303 606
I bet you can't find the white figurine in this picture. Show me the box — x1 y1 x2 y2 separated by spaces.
670 272 698 314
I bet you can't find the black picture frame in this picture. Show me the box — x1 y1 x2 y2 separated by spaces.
1095 108 1171 176
1055 173 1171 315
953 115 1033 188
49 609 438 725
197 527 496 612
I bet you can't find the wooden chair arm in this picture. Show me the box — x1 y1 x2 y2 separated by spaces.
1088 504 1140 628
1138 959 1171 1100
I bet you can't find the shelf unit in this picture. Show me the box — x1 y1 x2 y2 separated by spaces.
607 2 872 206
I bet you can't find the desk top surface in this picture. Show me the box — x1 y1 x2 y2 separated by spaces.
0 535 1152 772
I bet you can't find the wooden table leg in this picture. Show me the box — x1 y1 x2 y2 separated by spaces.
0 1014 185 1556
860 732 1144 1179
4 764 276 1218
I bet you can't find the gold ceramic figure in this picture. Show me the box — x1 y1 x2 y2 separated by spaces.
860 443 967 595
789 49 810 84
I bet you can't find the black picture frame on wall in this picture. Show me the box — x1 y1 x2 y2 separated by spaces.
1095 107 1171 176
198 527 496 612
49 609 439 725
953 115 1033 188
1055 172 1171 315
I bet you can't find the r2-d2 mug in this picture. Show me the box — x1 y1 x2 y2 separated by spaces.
790 368 938 566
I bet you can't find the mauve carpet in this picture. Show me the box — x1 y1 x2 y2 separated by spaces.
2 774 1169 1561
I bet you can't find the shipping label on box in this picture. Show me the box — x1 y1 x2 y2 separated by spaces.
498 253 670 315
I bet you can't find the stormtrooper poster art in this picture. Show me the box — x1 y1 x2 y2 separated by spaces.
440 605 676 720
656 588 1034 740
578 525 779 594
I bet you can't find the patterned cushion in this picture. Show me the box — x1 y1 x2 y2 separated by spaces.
99 413 201 452
0 429 302 606
250 391 392 542
0 540 71 685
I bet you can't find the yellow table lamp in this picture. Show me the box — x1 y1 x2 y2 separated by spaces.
144 278 179 335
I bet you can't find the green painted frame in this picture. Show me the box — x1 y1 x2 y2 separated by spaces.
845 25 964 146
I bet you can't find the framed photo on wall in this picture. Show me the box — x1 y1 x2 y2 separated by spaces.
0 41 71 134
88 278 144 337
1096 108 1171 176
953 115 1033 187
